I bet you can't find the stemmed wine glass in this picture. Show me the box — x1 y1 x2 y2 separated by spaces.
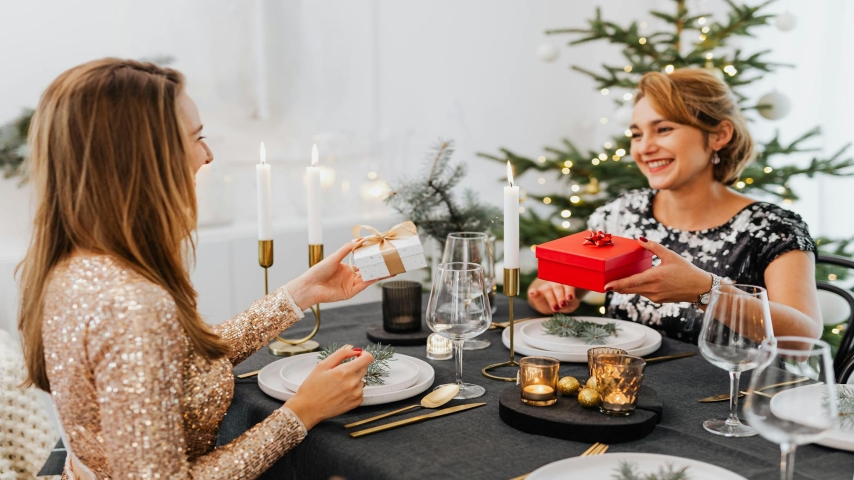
426 262 493 399
744 337 837 480
698 284 774 437
442 232 497 350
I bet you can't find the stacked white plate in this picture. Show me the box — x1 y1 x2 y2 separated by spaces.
527 453 746 480
257 353 435 406
770 384 854 452
501 316 662 363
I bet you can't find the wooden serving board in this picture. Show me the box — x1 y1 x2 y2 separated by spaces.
498 385 663 443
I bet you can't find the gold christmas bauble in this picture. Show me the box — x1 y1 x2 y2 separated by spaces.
585 376 597 389
557 376 581 396
578 387 601 407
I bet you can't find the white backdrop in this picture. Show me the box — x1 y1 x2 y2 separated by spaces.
1 0 852 336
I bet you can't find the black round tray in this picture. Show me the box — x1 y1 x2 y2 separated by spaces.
498 385 663 444
366 324 431 346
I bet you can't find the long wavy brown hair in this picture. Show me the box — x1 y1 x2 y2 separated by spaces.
18 58 229 391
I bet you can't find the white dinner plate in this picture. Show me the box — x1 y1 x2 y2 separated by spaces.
770 383 854 452
502 318 662 362
527 452 746 480
520 317 647 353
258 353 435 406
279 353 420 395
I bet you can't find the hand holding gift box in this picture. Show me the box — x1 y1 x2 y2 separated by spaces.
350 221 428 281
536 230 653 293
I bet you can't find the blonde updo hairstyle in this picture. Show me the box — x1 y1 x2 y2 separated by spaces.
634 68 754 186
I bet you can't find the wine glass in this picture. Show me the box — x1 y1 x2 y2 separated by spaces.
698 284 774 437
426 262 493 399
442 232 497 350
744 337 837 480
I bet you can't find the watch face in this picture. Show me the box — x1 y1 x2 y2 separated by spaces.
700 293 711 305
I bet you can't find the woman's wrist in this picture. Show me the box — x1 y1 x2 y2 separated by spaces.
284 279 313 311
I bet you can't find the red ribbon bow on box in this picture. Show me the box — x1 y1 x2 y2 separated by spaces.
582 230 614 247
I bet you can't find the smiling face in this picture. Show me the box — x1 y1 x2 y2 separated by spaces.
628 97 721 191
176 91 213 174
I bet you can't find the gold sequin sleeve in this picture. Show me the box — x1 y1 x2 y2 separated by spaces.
87 282 306 479
213 286 304 366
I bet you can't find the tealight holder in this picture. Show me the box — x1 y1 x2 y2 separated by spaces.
382 281 422 333
586 347 628 377
593 354 646 416
426 333 453 360
519 356 559 406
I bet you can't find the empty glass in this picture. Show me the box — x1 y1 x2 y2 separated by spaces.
426 262 493 399
744 337 837 480
698 284 774 437
443 232 497 350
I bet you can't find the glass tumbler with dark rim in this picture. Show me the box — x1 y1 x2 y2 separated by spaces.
382 280 423 333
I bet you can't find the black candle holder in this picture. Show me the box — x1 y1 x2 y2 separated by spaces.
381 280 422 333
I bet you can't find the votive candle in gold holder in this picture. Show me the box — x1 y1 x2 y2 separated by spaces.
519 357 560 406
594 354 646 416
426 333 453 360
587 347 628 377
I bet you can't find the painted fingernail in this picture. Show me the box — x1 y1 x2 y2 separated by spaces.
605 287 613 293
639 236 648 243
568 294 574 300
552 305 559 311
560 300 567 307
529 291 537 297
353 347 363 356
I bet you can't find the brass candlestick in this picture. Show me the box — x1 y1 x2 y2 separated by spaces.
481 267 520 381
267 244 323 356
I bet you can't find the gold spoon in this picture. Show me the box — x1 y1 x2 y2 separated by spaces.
343 384 461 429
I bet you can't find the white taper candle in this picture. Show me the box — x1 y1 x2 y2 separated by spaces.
256 142 273 240
504 161 520 268
307 144 323 244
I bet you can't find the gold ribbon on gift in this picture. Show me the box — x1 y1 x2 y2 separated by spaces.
350 221 418 276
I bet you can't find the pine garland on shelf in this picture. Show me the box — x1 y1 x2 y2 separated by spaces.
541 313 621 345
0 109 33 182
318 343 396 386
385 139 502 246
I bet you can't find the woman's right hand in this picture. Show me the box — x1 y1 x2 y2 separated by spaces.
527 278 581 314
284 345 374 430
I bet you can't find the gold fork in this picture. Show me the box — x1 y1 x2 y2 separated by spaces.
509 442 609 480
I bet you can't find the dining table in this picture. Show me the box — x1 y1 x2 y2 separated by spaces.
222 295 854 480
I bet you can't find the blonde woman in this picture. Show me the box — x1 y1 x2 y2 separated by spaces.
18 58 377 479
528 68 821 343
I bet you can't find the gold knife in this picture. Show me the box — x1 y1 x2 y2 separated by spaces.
349 402 486 438
699 377 810 403
644 352 696 363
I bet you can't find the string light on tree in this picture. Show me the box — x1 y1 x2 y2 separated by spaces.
601 88 610 95
664 64 675 74
561 210 572 218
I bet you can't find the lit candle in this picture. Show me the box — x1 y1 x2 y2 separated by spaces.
306 144 322 244
255 142 272 240
504 161 520 268
522 384 555 402
426 333 453 360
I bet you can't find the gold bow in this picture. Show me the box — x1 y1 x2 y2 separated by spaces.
350 221 419 276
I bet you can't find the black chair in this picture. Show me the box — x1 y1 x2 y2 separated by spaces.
837 352 854 384
816 254 854 379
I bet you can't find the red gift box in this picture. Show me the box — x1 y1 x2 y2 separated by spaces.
535 231 653 293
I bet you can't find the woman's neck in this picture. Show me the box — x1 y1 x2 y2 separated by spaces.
653 180 748 231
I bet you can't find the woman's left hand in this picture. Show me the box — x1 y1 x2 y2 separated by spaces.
285 241 384 310
604 237 713 304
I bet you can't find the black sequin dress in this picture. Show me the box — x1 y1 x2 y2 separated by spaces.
587 188 816 344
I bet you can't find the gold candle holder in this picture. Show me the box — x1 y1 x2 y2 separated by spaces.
586 347 628 378
519 356 559 406
593 353 647 416
268 244 323 356
481 268 520 381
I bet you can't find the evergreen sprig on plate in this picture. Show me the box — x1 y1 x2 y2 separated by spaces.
613 461 691 480
834 385 854 430
318 343 396 386
542 314 620 345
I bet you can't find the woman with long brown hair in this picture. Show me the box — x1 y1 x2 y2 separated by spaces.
18 58 376 479
527 68 822 344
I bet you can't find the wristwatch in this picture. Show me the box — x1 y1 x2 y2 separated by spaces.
695 273 721 307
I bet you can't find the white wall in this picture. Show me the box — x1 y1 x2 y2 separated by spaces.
1 0 853 334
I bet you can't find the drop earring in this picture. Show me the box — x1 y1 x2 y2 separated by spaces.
711 151 721 164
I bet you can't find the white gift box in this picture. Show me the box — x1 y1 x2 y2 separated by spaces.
353 234 428 281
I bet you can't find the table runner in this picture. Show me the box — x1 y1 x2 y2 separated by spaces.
221 296 854 480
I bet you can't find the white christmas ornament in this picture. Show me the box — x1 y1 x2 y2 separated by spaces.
757 91 791 120
615 105 634 126
537 43 560 63
775 12 797 32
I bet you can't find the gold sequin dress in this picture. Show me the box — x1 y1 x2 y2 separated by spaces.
42 255 307 479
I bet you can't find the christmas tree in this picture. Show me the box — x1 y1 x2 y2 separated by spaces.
479 0 854 348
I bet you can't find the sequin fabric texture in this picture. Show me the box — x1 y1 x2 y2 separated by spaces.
587 188 817 343
43 255 307 479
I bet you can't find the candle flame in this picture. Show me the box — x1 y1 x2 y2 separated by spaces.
311 144 319 166
260 142 266 164
507 161 514 187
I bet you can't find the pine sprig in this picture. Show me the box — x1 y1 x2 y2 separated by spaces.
0 109 33 183
833 385 854 430
385 139 502 244
613 461 691 480
318 343 397 386
542 313 620 345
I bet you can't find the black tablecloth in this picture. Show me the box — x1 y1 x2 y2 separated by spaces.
221 296 854 480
